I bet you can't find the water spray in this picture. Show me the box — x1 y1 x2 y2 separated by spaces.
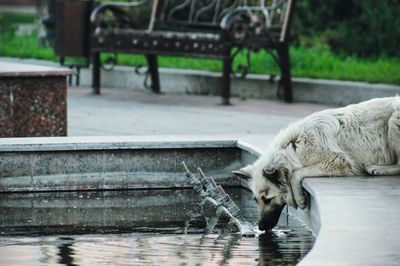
181 161 255 237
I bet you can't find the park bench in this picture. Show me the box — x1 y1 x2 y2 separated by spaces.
90 0 295 105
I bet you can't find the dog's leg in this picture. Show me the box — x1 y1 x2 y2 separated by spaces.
291 162 352 209
290 170 309 209
366 108 400 176
291 165 329 209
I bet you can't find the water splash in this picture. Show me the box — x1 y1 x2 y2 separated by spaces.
181 162 256 237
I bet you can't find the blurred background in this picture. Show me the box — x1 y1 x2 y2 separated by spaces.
0 0 399 85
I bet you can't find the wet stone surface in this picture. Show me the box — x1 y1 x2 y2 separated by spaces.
0 189 314 265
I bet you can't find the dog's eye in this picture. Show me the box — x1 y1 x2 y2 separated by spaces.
261 195 271 205
291 141 297 151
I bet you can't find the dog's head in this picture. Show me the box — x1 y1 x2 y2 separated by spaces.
233 151 299 231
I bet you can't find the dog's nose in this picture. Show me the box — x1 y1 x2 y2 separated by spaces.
258 220 275 231
258 222 267 231
258 205 285 231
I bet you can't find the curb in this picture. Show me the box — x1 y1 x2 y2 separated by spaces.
2 57 399 106
78 66 400 106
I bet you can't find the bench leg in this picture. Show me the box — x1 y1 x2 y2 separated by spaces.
146 54 160 94
277 44 293 103
92 51 101 94
222 57 232 105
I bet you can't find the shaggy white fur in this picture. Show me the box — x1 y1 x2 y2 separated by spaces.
235 97 400 226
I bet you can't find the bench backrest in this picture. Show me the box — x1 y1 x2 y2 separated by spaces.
91 0 295 43
155 0 244 29
154 0 294 42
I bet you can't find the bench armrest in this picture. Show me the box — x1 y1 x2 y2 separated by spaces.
91 0 151 29
220 7 272 44
220 0 292 44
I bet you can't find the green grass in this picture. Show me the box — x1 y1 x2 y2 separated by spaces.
290 46 400 84
0 12 399 85
0 33 55 60
108 47 400 85
0 12 36 28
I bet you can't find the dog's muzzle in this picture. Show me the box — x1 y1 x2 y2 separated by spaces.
258 205 285 231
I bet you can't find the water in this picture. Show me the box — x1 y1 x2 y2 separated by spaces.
0 189 314 265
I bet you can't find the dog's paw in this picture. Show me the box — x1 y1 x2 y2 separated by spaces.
295 192 307 209
366 165 385 176
366 164 400 176
297 202 307 209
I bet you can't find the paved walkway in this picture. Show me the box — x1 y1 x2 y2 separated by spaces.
68 87 329 137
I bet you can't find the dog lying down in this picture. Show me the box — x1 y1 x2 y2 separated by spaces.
233 97 400 231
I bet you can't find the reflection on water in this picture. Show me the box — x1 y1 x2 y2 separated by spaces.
0 189 314 265
57 237 77 266
0 228 313 266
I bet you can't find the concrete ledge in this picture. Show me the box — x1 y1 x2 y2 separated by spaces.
299 177 400 266
0 136 250 192
2 57 399 106
0 135 238 152
0 61 70 137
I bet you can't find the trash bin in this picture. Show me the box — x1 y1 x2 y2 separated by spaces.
54 0 94 60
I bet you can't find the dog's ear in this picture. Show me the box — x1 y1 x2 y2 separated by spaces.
263 167 279 182
232 167 252 180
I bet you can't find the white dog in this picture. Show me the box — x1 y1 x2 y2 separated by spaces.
234 97 400 230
